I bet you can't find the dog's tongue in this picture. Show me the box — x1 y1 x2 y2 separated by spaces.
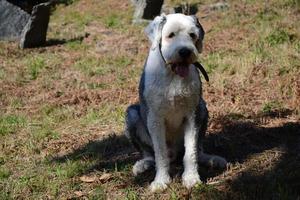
175 65 189 78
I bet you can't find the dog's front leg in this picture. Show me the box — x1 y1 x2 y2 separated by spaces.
182 113 202 189
147 111 171 192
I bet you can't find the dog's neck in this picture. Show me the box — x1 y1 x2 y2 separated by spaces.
145 47 167 75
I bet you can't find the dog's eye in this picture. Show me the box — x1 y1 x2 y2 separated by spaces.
189 33 197 39
168 32 175 38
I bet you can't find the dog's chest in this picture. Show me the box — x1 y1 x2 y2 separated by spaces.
166 77 197 106
146 74 200 111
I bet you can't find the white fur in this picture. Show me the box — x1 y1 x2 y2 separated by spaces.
132 156 155 176
182 113 201 188
143 30 201 191
161 14 199 64
127 13 226 192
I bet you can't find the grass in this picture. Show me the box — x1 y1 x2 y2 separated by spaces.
89 186 106 199
0 114 27 136
74 56 133 78
0 167 11 180
27 56 46 80
266 29 295 46
65 39 86 50
262 100 283 115
0 0 299 199
103 14 121 28
0 68 4 79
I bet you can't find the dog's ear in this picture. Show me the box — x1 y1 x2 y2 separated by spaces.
191 15 205 53
145 14 167 50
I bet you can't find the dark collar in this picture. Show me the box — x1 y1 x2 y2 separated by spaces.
193 61 209 82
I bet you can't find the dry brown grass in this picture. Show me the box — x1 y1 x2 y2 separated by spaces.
0 0 300 199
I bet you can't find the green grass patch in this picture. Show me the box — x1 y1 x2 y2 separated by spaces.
0 114 27 136
28 106 79 141
0 68 5 79
278 67 291 76
65 39 89 51
88 186 106 200
191 183 223 199
103 14 121 28
86 82 109 89
40 105 74 123
256 8 280 21
283 0 300 9
0 193 11 200
0 157 4 165
32 126 60 141
19 174 48 194
295 41 300 53
0 167 11 180
262 100 283 115
81 104 125 128
26 56 46 80
266 29 295 46
202 53 229 74
74 57 110 76
252 40 269 60
62 11 95 30
52 160 91 179
75 56 132 77
8 98 24 109
124 188 139 200
65 40 81 49
296 0 300 8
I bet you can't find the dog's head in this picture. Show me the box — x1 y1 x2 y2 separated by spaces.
145 13 205 77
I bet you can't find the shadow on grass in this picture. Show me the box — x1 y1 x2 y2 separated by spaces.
44 33 90 47
52 133 137 172
51 109 300 198
45 34 89 47
202 110 300 199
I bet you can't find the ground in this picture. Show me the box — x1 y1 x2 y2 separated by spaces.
0 0 300 199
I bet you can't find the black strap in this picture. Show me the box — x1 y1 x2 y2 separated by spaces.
158 42 167 64
158 16 167 64
193 61 209 82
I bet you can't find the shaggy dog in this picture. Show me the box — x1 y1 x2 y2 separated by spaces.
125 13 227 192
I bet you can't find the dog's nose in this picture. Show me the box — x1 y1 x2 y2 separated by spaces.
178 48 192 58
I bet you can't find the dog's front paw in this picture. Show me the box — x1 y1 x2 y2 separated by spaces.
182 171 202 189
149 175 171 192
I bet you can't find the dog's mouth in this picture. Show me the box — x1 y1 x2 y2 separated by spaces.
171 62 190 78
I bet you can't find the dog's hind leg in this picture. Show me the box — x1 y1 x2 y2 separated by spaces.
196 99 227 169
125 104 155 176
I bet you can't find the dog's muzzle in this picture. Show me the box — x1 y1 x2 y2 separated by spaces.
179 47 192 59
171 62 190 78
169 47 195 78
158 37 209 81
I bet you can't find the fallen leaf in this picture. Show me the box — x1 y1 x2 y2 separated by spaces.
80 175 96 183
74 191 84 197
114 183 127 189
99 173 112 182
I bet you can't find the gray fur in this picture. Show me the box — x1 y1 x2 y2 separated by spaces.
124 13 227 191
